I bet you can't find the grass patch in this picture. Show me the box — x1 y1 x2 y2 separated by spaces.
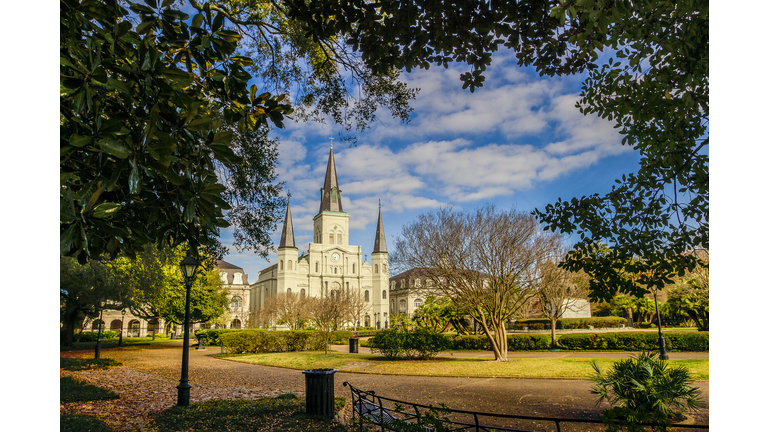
60 414 114 432
60 357 121 371
217 351 381 370
221 351 709 380
153 394 352 432
61 376 120 403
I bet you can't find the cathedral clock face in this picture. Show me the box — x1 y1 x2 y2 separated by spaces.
331 252 340 262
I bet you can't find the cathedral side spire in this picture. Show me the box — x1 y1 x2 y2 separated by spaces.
319 144 343 213
373 200 387 253
279 201 296 248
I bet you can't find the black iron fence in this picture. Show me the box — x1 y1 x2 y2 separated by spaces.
343 382 708 432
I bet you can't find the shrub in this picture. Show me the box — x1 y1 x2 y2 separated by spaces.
369 328 451 360
557 332 708 352
507 334 551 350
331 330 354 343
220 330 326 354
203 329 243 346
75 331 117 342
509 317 627 330
591 352 703 431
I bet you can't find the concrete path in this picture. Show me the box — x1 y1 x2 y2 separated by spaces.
93 343 708 431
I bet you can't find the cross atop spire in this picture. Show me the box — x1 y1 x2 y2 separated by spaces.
328 136 334 150
319 144 343 213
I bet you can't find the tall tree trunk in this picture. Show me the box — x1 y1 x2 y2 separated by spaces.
550 317 558 347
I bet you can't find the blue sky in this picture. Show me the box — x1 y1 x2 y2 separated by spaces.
219 48 644 280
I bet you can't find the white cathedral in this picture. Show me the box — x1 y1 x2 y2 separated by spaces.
249 145 391 328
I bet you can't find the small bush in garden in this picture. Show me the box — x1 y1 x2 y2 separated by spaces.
369 328 451 359
369 329 407 359
331 330 354 343
507 334 551 350
75 331 117 342
590 352 703 431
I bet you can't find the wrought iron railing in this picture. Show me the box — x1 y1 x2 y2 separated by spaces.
343 382 708 432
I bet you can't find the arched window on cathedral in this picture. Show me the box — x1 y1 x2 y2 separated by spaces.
287 288 292 294
382 290 387 299
352 263 356 273
288 260 292 270
315 262 319 272
230 296 242 312
329 233 334 244
300 288 306 297
364 290 370 302
337 234 342 244
334 267 337 274
375 264 379 273
280 260 284 270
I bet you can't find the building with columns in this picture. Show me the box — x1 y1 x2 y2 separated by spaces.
250 145 391 328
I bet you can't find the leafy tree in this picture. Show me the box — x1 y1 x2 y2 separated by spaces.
537 254 588 347
392 205 562 361
60 0 292 263
190 0 419 139
282 0 708 300
666 253 708 330
412 296 453 334
60 257 132 346
121 245 229 330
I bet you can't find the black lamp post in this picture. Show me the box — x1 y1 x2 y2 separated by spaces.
296 313 301 330
653 290 669 360
119 309 126 346
95 296 106 359
177 250 200 406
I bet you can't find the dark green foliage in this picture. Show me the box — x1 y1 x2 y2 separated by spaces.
61 414 114 432
369 328 452 360
75 331 118 342
591 352 703 431
153 396 351 432
220 330 326 354
510 317 627 330
60 0 291 263
200 328 242 346
61 377 120 403
452 334 551 351
60 357 121 372
557 332 708 352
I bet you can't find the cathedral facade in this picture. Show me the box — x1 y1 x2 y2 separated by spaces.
249 146 391 329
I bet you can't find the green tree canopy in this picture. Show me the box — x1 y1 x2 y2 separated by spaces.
60 0 292 263
282 0 708 300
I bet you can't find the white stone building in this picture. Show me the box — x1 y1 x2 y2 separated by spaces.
250 146 391 328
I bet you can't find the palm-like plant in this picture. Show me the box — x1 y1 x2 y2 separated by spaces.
590 352 703 431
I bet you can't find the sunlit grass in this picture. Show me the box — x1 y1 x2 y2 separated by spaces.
219 351 708 380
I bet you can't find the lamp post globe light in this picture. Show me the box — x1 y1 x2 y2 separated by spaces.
177 249 200 406
95 296 106 359
119 309 126 346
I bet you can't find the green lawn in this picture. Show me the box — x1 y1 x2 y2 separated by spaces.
220 351 709 380
153 394 352 432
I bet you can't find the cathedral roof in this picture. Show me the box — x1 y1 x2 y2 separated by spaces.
279 202 296 248
373 203 387 253
319 146 343 213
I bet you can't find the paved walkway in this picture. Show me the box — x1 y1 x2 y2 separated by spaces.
83 343 708 430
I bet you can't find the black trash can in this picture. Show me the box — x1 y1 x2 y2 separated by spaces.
349 337 359 353
302 368 337 418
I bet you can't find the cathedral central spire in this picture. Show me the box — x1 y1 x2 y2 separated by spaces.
319 145 343 213
373 200 387 253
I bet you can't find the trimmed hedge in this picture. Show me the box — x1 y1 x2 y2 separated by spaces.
76 331 117 342
452 334 552 351
198 329 243 346
220 330 326 354
556 332 708 351
451 331 708 352
509 317 627 330
368 328 452 360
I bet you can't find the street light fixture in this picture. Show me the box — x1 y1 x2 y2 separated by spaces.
177 249 200 406
95 296 106 359
119 309 126 346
